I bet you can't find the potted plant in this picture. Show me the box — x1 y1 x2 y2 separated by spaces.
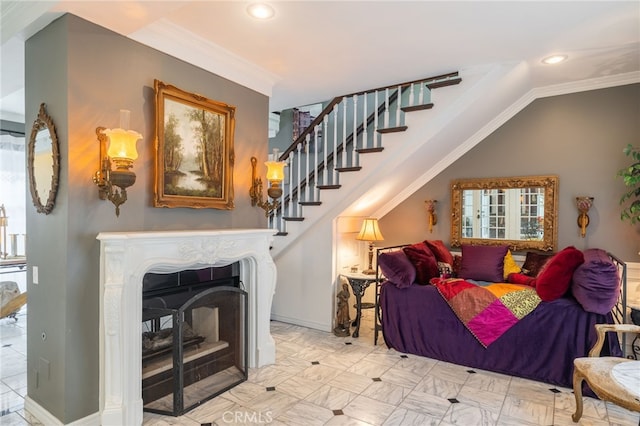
617 144 640 224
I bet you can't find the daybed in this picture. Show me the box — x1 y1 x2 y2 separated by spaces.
375 242 627 391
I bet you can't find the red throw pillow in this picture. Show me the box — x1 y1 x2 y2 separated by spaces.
424 240 454 266
403 242 439 285
534 246 584 301
507 273 535 287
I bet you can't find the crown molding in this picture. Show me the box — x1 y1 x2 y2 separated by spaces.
129 18 280 98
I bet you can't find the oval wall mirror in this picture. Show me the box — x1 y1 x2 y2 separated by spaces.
28 103 60 214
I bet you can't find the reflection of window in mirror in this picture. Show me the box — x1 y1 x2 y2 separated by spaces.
462 188 545 240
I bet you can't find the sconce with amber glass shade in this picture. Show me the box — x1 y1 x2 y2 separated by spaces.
93 110 143 217
576 196 594 238
249 154 286 216
356 218 385 275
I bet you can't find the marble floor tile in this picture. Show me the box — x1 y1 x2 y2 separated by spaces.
0 412 30 426
463 369 512 394
425 361 472 385
305 384 357 411
360 380 411 406
398 389 451 419
413 374 462 400
219 381 266 405
380 365 424 388
327 371 374 394
241 390 299 420
342 394 396 426
606 402 640 425
275 400 334 426
276 373 326 399
456 385 505 414
346 359 391 379
500 394 554 425
555 391 608 421
324 414 377 426
442 401 499 426
382 407 440 426
506 376 557 406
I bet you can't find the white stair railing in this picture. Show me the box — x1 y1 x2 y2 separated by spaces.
268 72 461 233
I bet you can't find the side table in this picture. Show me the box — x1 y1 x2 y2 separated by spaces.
341 272 380 338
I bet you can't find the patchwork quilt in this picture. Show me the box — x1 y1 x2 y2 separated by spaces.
431 277 541 347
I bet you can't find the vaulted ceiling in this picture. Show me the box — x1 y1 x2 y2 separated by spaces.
1 1 639 122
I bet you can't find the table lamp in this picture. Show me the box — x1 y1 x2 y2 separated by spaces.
356 218 384 275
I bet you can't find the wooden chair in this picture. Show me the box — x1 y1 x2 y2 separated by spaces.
572 323 640 422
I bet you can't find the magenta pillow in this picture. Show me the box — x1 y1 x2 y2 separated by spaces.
378 251 416 288
459 245 508 282
534 246 584 302
403 242 439 285
424 240 454 266
572 249 620 314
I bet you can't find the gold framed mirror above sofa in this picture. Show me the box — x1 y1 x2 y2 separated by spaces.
450 175 558 252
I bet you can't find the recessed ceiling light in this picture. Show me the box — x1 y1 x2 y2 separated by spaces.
247 3 275 20
542 55 568 65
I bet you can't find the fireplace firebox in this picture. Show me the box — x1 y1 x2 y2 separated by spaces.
141 264 247 416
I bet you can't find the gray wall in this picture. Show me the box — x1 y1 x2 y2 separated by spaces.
380 84 640 262
25 15 269 423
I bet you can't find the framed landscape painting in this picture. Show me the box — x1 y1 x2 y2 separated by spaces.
154 79 235 209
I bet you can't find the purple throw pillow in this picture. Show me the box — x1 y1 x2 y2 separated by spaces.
403 242 439 285
572 249 620 314
378 251 416 288
459 245 509 282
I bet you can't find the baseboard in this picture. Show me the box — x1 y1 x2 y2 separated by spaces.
24 396 100 426
270 313 331 332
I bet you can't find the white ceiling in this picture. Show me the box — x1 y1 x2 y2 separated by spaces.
1 1 639 123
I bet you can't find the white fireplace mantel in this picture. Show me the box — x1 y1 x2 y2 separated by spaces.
97 229 277 426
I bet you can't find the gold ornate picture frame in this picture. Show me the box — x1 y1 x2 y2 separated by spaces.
450 175 558 252
154 79 235 209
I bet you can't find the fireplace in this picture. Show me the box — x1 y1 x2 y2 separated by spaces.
97 229 277 425
141 264 247 416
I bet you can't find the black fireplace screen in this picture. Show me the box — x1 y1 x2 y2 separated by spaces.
141 268 247 416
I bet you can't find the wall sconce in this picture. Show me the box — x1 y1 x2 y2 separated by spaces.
356 218 385 275
576 196 594 238
425 199 437 233
249 155 286 216
93 110 143 217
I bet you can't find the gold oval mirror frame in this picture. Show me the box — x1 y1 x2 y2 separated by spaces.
450 175 558 252
28 103 60 215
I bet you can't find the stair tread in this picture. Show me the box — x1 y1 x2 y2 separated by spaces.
335 166 362 172
426 77 462 89
377 126 408 134
317 185 342 190
275 231 288 236
283 217 305 222
299 201 322 206
356 147 384 154
402 103 434 113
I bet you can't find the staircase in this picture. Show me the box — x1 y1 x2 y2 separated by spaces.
269 71 462 236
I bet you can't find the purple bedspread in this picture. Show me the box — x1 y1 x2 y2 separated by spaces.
380 281 621 390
